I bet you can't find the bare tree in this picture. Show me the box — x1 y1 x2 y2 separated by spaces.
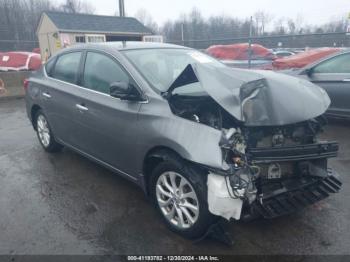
254 11 272 35
287 19 296 34
59 0 95 14
1 0 348 51
187 8 207 40
0 0 95 51
323 15 348 33
273 17 287 35
134 8 159 33
295 14 304 34
0 0 55 43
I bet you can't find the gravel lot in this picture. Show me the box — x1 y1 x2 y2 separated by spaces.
0 98 350 256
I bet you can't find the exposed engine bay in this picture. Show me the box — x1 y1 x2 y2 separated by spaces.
169 93 341 221
169 95 226 130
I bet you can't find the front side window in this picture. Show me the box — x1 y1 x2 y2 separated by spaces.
313 53 350 74
83 52 129 94
51 52 82 84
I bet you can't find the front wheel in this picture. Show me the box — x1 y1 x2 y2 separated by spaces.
35 110 63 153
150 157 217 239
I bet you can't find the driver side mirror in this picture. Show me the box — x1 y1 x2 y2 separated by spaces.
110 82 143 101
302 68 314 77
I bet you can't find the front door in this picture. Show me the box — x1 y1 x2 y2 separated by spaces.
307 53 350 118
75 51 142 177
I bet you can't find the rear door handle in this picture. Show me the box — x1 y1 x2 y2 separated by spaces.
42 92 51 98
76 104 88 111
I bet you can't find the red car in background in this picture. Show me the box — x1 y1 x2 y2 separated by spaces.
206 43 276 69
273 47 342 70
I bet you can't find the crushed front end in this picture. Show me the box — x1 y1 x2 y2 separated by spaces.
165 63 342 221
213 116 342 221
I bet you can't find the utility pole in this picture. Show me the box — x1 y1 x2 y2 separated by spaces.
119 0 125 17
181 23 184 46
248 16 253 69
119 0 126 46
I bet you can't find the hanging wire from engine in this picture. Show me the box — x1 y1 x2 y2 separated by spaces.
224 154 260 200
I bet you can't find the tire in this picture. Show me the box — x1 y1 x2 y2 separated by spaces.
150 155 218 239
35 109 63 153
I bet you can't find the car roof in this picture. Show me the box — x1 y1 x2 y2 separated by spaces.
68 41 188 51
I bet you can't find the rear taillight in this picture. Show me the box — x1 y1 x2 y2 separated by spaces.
23 79 29 91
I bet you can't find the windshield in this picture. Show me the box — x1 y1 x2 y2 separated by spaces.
122 48 225 92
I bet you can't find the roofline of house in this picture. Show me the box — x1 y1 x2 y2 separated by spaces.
58 29 153 36
44 11 138 20
36 12 153 36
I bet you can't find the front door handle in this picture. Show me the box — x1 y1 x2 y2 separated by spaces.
76 104 88 111
42 92 51 99
343 78 350 82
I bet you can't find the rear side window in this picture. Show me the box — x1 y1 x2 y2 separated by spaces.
52 52 82 84
83 52 129 94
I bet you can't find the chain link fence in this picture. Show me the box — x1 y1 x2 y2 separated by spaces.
1 32 349 52
167 32 350 50
0 40 39 52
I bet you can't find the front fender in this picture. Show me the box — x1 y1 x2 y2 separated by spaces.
135 110 225 174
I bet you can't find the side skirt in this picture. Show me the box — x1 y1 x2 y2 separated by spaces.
56 138 146 188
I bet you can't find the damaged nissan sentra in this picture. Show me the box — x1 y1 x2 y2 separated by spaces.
25 42 342 240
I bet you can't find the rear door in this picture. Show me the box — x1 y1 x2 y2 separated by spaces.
42 51 85 146
307 53 350 117
74 51 142 176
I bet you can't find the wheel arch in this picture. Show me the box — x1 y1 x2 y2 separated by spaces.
30 104 42 130
142 146 187 196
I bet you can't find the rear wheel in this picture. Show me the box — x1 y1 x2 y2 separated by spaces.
150 156 217 239
35 110 63 152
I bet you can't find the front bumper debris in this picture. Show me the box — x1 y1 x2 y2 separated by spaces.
250 169 342 219
248 141 338 163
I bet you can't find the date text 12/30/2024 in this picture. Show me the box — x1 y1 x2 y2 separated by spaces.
127 256 220 261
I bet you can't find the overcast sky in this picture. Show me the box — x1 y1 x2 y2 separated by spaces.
61 0 350 26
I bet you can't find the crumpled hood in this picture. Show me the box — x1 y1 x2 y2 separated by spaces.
181 63 330 126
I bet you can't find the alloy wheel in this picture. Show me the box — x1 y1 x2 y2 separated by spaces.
37 114 50 147
156 171 199 229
